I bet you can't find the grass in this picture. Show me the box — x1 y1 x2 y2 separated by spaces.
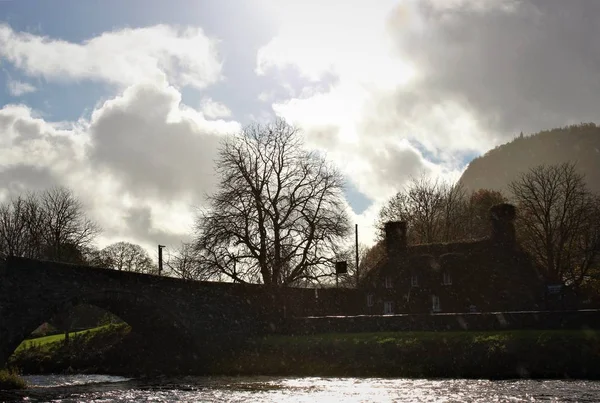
9 324 133 375
15 325 113 352
259 329 598 349
211 329 600 379
0 369 27 390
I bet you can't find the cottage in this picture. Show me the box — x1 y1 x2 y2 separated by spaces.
362 204 544 314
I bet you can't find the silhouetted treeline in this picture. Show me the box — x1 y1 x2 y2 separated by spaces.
0 187 158 276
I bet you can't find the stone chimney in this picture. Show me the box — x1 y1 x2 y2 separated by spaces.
384 221 407 257
489 203 516 246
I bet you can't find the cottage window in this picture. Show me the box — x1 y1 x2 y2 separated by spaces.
367 294 374 307
432 295 441 312
384 276 393 289
384 301 394 315
442 272 452 285
410 275 419 287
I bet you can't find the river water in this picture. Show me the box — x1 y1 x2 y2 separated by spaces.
1 375 600 402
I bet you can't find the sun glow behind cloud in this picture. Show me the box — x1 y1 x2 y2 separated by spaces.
251 0 520 244
256 1 463 194
257 0 417 87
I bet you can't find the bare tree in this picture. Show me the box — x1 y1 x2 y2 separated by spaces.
377 192 412 239
0 193 51 260
377 176 469 244
404 176 445 243
359 241 387 277
465 189 507 239
38 187 101 262
100 241 155 274
509 162 599 288
0 188 100 263
194 120 351 286
164 242 208 280
81 245 112 267
440 181 469 241
0 195 32 259
565 197 600 287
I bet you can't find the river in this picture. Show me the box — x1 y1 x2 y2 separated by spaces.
1 375 600 402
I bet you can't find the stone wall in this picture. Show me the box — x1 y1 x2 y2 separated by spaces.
271 287 364 318
283 309 600 335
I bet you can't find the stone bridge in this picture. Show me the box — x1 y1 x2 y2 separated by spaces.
0 257 282 369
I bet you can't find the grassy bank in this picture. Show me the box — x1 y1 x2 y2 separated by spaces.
211 329 600 379
10 327 600 379
0 369 26 390
10 324 196 376
15 325 114 353
9 324 132 375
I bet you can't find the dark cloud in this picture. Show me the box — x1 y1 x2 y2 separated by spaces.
363 140 431 189
392 0 600 136
87 81 238 201
0 165 58 197
124 205 192 248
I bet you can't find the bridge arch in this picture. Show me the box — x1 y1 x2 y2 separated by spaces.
1 289 198 370
1 257 270 370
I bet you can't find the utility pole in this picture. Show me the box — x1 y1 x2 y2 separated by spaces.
158 244 165 275
355 224 359 288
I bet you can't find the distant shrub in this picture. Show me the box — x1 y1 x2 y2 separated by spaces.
0 368 27 390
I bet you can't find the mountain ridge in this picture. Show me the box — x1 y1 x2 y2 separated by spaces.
459 123 600 195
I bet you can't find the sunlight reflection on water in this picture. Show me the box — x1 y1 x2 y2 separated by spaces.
23 374 131 388
2 375 600 402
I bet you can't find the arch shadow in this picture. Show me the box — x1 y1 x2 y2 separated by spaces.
1 289 197 371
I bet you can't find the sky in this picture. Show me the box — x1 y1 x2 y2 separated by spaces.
1 0 599 256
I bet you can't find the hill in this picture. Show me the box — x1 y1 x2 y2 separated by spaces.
459 123 600 195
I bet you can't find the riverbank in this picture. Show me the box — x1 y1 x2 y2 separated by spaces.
0 369 26 390
9 327 600 379
9 324 133 375
210 329 600 379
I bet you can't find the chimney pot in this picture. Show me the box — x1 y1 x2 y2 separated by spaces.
489 203 516 245
385 221 407 257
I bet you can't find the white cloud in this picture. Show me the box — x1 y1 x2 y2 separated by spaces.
423 0 519 13
0 80 239 252
0 24 222 89
6 78 36 96
0 21 232 258
0 104 81 169
200 97 232 119
87 78 239 201
0 23 238 252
